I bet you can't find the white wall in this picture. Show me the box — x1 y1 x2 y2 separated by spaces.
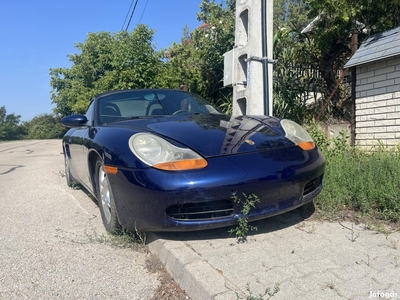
355 55 400 148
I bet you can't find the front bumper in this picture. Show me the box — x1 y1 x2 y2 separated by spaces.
108 146 326 232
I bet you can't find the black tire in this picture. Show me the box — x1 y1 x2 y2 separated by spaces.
96 159 122 233
64 154 77 187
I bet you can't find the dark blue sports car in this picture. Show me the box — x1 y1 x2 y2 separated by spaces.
62 89 325 233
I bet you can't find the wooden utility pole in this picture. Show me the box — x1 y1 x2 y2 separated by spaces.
350 30 358 146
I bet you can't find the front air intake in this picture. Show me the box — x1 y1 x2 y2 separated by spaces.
303 176 322 196
166 199 234 220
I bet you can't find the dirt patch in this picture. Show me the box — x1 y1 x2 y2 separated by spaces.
146 252 190 300
309 207 400 233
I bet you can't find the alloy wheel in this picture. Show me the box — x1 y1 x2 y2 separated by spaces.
98 165 112 223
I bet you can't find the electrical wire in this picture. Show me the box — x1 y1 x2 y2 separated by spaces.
125 0 139 31
138 0 149 24
121 0 135 31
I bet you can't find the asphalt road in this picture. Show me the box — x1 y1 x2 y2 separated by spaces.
0 140 160 299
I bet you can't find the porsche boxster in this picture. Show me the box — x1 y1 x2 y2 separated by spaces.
61 89 325 233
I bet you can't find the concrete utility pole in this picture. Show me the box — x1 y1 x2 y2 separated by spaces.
224 0 274 116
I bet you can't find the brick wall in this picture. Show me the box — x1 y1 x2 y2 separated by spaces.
355 55 400 148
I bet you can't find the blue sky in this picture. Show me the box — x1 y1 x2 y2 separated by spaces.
0 1 218 121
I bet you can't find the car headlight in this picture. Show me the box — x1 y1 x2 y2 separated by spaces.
280 119 315 150
129 133 208 171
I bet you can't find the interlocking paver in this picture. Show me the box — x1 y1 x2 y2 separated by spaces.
148 209 400 300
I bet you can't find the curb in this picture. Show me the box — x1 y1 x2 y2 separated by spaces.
147 233 238 300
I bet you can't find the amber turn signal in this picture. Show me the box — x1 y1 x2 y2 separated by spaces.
104 165 118 174
154 158 208 171
297 141 315 150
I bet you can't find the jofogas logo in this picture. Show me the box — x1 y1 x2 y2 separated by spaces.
369 291 398 298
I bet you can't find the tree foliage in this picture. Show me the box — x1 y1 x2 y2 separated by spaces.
274 0 311 33
0 106 24 141
159 0 235 112
304 0 400 110
50 25 162 116
22 114 66 139
272 0 400 122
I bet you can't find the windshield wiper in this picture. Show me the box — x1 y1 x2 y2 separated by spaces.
128 115 167 119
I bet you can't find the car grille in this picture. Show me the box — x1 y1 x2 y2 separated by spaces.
303 176 322 196
166 199 234 220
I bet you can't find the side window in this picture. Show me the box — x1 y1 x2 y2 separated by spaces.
85 101 95 126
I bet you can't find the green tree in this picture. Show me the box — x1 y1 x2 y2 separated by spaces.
305 0 400 109
159 0 235 112
22 114 66 139
50 25 162 116
0 106 24 141
274 0 311 33
272 0 400 122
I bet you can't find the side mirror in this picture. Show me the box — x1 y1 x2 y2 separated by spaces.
61 114 88 128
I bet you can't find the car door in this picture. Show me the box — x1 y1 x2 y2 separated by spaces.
79 101 97 191
70 101 95 188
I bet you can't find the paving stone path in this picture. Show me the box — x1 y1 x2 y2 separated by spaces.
149 210 400 300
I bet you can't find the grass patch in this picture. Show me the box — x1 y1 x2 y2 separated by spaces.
309 127 400 224
55 226 146 250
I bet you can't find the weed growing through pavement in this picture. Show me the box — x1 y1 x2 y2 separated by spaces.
55 225 146 249
236 283 280 300
339 222 360 242
69 182 81 190
364 221 400 237
229 193 260 243
324 282 344 297
356 254 370 267
347 224 360 242
372 223 391 237
58 170 80 190
115 230 143 248
82 225 147 249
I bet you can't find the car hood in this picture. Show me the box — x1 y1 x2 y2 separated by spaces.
112 114 294 157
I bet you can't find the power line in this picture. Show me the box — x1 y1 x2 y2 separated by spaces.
121 0 135 31
138 0 149 24
125 0 139 31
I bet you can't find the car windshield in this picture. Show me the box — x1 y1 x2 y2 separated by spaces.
97 90 222 124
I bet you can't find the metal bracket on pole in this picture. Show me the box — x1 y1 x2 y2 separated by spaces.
245 56 277 64
245 57 276 88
